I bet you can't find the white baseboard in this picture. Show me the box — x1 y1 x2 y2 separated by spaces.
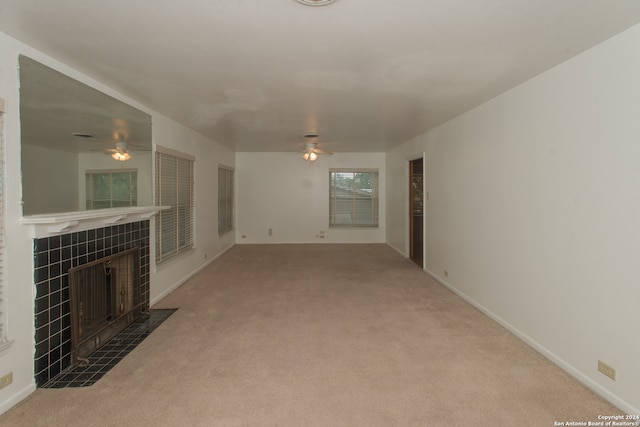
0 383 36 416
386 242 408 258
423 267 639 416
150 243 235 306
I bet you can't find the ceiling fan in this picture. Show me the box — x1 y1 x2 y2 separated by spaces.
301 133 332 162
78 131 143 161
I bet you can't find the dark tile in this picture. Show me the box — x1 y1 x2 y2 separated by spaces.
35 370 49 386
35 342 49 361
61 314 71 331
35 296 49 314
62 260 72 275
35 238 49 253
62 340 71 356
34 251 48 268
62 246 72 261
49 360 62 378
50 277 61 293
50 331 61 349
62 353 72 369
49 262 61 278
49 305 62 333
35 266 49 284
48 236 61 250
36 283 49 299
35 310 49 328
50 317 61 336
61 233 72 247
49 248 61 264
35 325 49 344
49 291 61 308
49 346 62 366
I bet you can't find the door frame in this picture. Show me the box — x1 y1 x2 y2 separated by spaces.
405 153 425 269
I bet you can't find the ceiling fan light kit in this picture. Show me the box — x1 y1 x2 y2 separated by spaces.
303 150 318 162
301 133 332 161
111 141 132 161
293 0 340 6
112 151 131 161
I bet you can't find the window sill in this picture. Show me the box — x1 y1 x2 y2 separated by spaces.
21 206 169 238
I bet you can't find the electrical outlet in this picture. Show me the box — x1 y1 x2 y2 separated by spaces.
241 235 246 239
444 270 449 278
268 228 273 237
598 360 616 381
0 372 13 390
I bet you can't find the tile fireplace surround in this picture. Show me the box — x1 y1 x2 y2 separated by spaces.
32 220 151 386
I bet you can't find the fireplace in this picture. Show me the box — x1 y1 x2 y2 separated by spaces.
33 220 150 386
69 247 142 366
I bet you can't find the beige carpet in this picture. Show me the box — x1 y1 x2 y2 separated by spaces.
1 244 620 426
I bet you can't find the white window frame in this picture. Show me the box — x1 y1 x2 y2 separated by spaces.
329 169 379 228
86 169 138 210
218 165 234 235
155 146 195 264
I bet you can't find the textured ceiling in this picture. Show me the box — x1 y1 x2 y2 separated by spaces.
2 0 640 153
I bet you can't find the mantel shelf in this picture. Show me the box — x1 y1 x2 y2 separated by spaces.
21 206 169 238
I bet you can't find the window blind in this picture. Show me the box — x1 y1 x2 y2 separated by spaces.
218 166 234 235
329 169 379 227
155 147 194 264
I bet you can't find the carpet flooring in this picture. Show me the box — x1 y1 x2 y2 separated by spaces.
0 244 621 426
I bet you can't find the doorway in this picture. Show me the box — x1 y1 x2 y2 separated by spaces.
409 158 424 268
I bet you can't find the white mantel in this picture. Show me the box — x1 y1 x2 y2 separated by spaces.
21 206 168 238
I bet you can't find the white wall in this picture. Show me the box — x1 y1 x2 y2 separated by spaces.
150 115 236 304
0 31 235 414
236 152 385 244
386 24 640 413
22 144 79 214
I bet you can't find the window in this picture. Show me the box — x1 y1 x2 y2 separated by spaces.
218 166 234 235
86 170 137 209
329 169 379 227
155 147 195 264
